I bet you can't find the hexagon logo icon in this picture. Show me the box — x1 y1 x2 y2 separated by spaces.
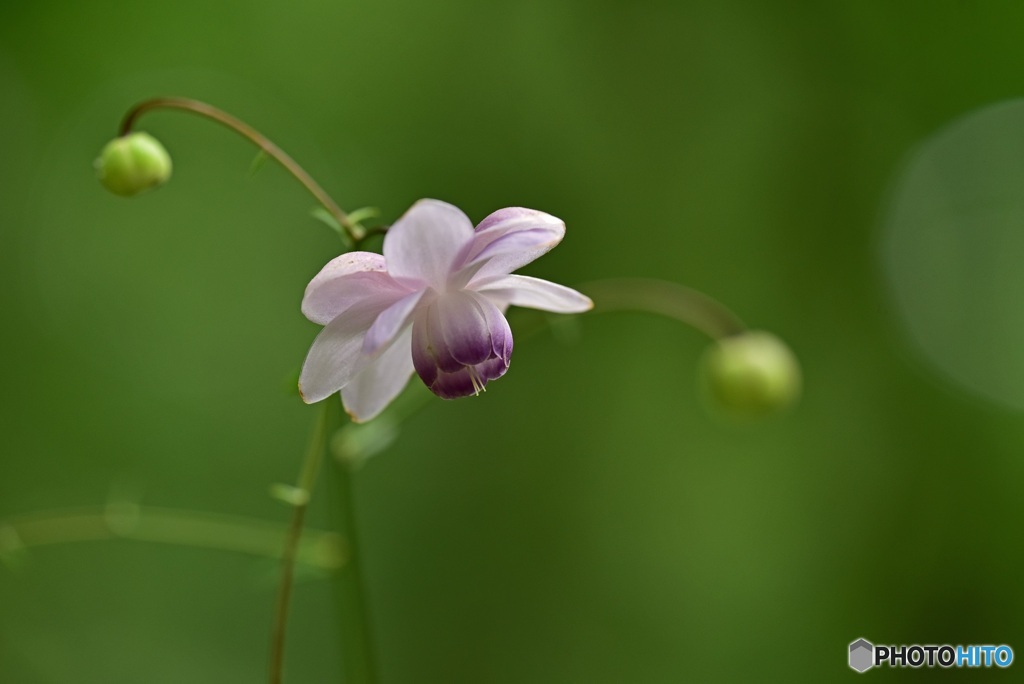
849 638 874 672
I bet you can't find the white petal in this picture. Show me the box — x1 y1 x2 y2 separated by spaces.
383 199 475 289
298 305 382 403
475 274 593 313
458 207 566 283
302 252 409 325
342 327 415 422
363 289 427 354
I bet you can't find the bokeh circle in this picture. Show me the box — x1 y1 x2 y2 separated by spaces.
884 98 1024 409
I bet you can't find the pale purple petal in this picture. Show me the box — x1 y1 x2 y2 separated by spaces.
383 199 475 289
444 357 510 399
411 307 439 385
478 356 511 385
411 292 513 399
298 303 384 403
363 289 428 355
475 275 594 313
455 207 566 283
413 303 462 374
413 358 511 400
429 369 477 399
473 291 514 360
342 327 415 422
436 292 495 366
302 252 409 325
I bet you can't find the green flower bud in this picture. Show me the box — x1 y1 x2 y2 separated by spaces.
95 132 172 197
701 331 801 417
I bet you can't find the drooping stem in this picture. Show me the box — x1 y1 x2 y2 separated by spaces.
269 400 335 684
580 277 746 339
327 447 378 684
119 97 360 243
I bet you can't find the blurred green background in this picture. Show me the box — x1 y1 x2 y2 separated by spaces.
3 1 1024 681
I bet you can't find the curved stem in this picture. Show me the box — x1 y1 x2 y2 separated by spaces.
579 277 746 339
269 400 334 684
119 97 359 243
343 277 750 430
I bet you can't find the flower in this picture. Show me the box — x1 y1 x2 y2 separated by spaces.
299 199 593 422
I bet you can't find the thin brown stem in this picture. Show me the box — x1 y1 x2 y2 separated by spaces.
269 401 334 684
119 97 359 243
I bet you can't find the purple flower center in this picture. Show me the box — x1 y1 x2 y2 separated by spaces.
411 291 513 399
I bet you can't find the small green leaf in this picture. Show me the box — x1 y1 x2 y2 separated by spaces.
310 207 353 248
248 150 270 177
347 206 381 227
269 483 310 507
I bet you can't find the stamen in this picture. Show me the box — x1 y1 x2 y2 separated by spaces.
467 366 486 396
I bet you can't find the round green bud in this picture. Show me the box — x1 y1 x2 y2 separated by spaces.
701 331 801 417
95 132 172 197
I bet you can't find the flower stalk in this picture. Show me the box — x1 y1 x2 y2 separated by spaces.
269 400 335 684
118 97 363 244
580 277 745 340
327 448 379 684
